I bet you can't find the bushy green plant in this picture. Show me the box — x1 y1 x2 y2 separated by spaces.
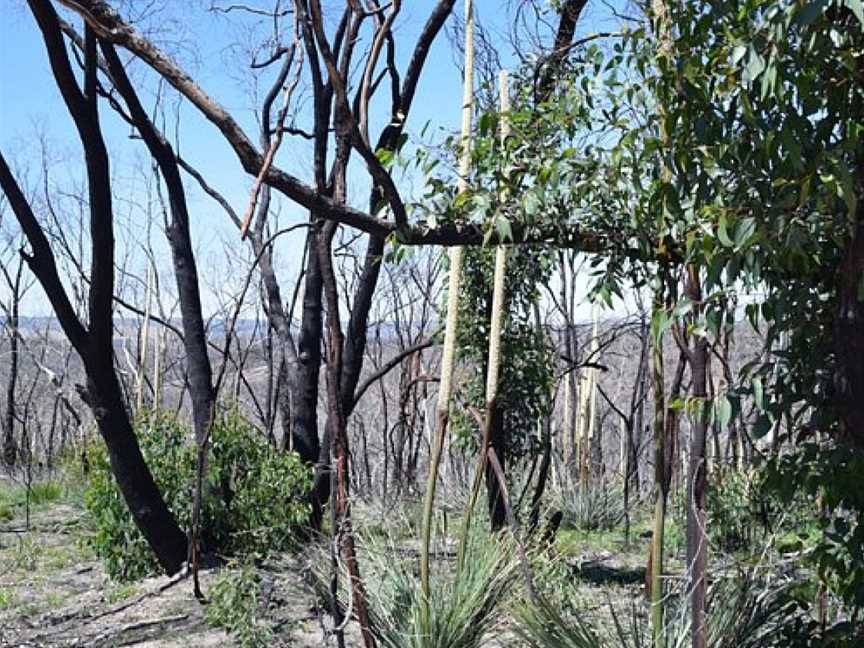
515 561 813 648
27 481 63 506
84 408 310 580
0 587 15 610
207 410 311 555
555 480 627 532
205 562 274 648
764 442 864 609
331 529 518 648
11 536 40 571
449 245 555 461
708 470 757 552
708 469 819 556
83 411 191 580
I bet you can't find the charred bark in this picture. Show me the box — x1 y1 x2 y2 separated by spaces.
536 0 588 101
100 42 215 444
528 413 553 534
0 1 187 575
836 212 864 450
1 258 23 466
100 40 216 592
485 404 507 530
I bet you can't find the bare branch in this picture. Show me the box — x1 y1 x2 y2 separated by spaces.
350 337 436 411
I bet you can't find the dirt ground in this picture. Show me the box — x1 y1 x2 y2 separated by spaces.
0 499 364 648
0 491 653 648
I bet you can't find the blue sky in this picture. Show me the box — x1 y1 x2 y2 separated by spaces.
2 2 516 202
0 1 628 317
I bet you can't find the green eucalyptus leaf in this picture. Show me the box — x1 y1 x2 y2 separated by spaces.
650 308 672 345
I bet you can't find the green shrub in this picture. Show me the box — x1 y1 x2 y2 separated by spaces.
28 481 64 506
205 562 274 648
708 470 757 552
764 441 864 608
708 469 817 556
84 408 310 581
0 587 15 610
11 536 40 571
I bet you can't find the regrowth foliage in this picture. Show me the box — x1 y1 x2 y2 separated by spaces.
84 409 310 580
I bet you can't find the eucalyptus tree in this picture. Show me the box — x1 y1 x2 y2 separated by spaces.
654 0 864 609
590 0 864 633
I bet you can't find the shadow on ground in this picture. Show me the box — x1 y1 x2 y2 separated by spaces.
573 559 646 586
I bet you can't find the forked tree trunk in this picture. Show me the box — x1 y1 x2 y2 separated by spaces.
1 3 187 575
318 220 376 648
304 1 457 531
459 70 511 556
102 41 217 594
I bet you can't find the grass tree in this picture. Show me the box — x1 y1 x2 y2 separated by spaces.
575 301 600 483
364 528 518 648
458 70 513 555
419 0 475 633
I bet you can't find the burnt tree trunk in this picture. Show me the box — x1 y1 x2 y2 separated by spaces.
319 217 376 646
306 0 457 526
1 258 23 466
485 404 507 530
836 201 864 451
0 2 187 575
86 368 189 573
101 41 217 591
293 233 325 465
528 413 553 534
101 42 216 446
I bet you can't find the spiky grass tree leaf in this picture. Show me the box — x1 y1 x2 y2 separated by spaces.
361 529 519 648
513 595 607 648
